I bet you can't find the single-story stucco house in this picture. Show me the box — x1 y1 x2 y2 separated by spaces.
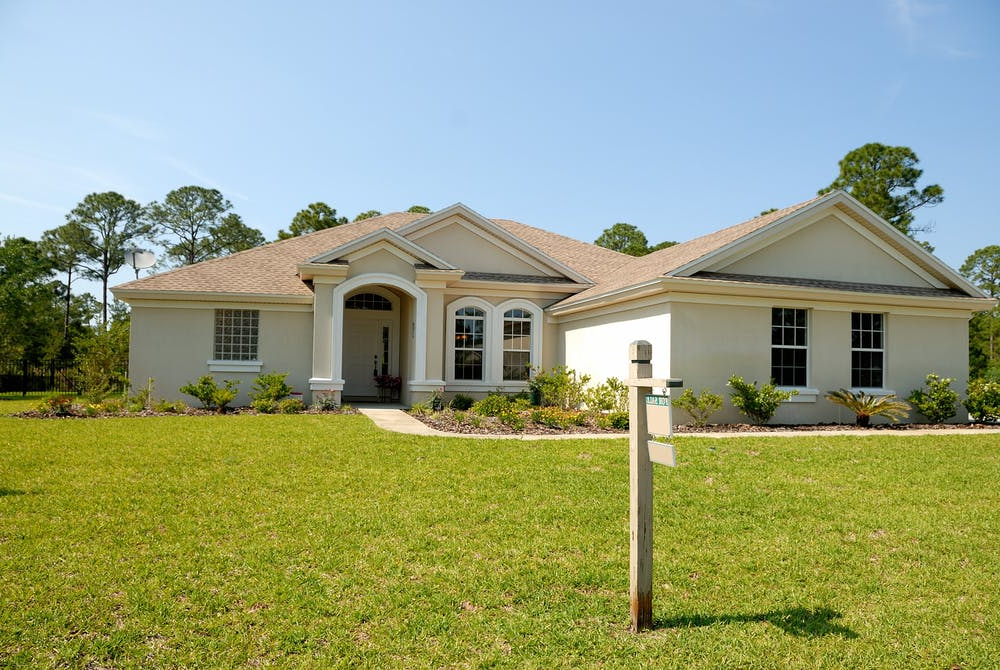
112 190 994 423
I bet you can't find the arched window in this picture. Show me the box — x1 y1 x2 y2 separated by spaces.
454 306 485 380
502 308 532 381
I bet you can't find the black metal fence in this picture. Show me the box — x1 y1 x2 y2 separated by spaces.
0 359 86 396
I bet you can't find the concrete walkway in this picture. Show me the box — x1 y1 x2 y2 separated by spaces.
357 407 1000 440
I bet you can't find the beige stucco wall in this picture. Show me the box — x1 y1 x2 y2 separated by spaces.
666 299 972 424
416 223 554 276
559 300 672 385
129 304 313 407
718 214 933 287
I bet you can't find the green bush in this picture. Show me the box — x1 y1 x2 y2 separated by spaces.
127 377 156 412
38 395 76 417
277 397 305 414
529 366 591 410
153 399 186 413
472 393 513 417
250 371 292 403
312 394 339 411
965 378 1000 422
449 393 475 411
673 388 723 427
596 410 629 431
179 375 240 413
825 388 910 426
908 374 958 423
727 375 796 425
251 398 278 414
584 377 627 413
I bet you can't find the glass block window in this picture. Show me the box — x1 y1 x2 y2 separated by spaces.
852 312 884 388
214 309 259 361
502 308 532 381
345 293 392 311
454 306 485 380
771 307 807 386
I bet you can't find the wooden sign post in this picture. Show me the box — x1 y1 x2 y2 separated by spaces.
626 340 682 632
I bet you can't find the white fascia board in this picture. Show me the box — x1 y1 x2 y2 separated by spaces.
399 202 593 285
111 288 313 306
307 227 456 269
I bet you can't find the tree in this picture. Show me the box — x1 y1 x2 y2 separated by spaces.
277 202 347 239
146 186 235 266
594 223 676 256
819 143 944 239
0 236 62 362
40 222 89 345
961 245 1000 377
65 191 151 325
406 205 431 214
353 210 382 221
208 213 266 257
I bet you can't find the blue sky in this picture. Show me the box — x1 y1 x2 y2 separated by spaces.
1 0 997 295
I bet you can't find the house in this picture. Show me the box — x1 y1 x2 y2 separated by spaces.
112 191 994 423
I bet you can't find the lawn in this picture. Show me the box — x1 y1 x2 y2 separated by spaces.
1 414 998 669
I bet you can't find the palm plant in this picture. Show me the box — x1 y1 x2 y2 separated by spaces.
825 388 911 427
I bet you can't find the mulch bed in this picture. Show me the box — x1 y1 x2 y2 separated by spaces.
412 410 999 436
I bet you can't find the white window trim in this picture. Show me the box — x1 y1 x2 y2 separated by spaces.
444 298 543 388
495 299 542 384
446 297 493 386
771 307 810 392
207 359 263 373
851 311 887 390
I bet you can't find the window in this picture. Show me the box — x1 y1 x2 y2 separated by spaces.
502 308 532 381
214 309 259 361
852 312 884 388
454 306 485 380
345 293 392 311
771 307 807 386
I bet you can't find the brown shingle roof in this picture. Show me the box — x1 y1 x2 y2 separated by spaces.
113 210 632 297
555 196 825 306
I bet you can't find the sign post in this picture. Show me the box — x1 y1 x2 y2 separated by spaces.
625 340 682 631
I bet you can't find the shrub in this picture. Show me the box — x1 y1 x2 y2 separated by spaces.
473 393 513 417
39 395 76 417
673 388 723 427
908 374 958 423
250 371 292 403
179 375 240 413
727 375 797 425
825 389 910 426
597 410 629 430
277 397 305 414
585 377 627 413
530 366 591 410
251 398 278 414
965 378 1000 422
98 397 126 415
127 377 156 412
531 406 570 429
410 402 432 416
449 393 475 411
312 394 340 411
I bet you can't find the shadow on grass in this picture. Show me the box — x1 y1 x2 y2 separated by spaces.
655 606 858 638
0 488 28 496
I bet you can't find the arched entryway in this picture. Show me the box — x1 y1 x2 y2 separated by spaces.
341 288 399 401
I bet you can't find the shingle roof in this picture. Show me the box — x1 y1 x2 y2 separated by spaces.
555 196 824 306
113 210 631 297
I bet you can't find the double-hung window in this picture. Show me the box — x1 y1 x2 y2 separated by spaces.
214 309 259 361
851 312 884 388
771 307 807 386
502 308 532 381
454 306 485 380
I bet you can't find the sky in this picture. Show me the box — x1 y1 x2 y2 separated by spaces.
1 0 997 298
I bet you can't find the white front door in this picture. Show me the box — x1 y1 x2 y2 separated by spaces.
343 317 393 399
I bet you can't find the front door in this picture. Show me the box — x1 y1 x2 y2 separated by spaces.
343 318 394 400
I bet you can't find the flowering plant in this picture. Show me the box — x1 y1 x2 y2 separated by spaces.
374 375 402 389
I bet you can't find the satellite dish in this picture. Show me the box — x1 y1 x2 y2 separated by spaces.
124 248 156 279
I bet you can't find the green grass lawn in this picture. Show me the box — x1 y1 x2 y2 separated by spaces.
1 414 998 668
